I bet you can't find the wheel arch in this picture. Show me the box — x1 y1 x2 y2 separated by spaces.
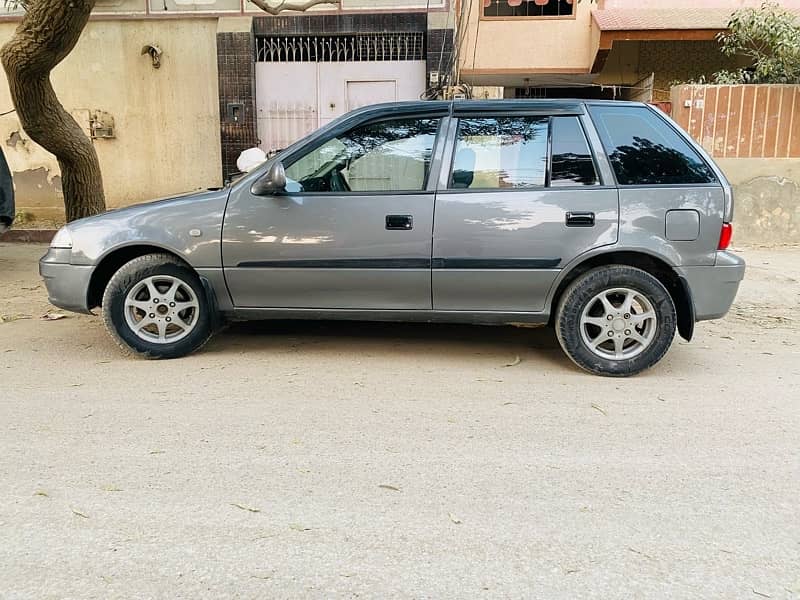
86 244 191 310
548 250 695 342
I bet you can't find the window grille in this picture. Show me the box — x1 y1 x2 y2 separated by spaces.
255 33 426 62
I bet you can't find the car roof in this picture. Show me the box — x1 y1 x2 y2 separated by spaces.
342 99 649 121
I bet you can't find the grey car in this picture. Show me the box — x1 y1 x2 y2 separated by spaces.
40 100 745 376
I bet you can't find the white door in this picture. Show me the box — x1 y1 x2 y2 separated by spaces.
256 61 425 154
255 62 318 154
346 80 397 111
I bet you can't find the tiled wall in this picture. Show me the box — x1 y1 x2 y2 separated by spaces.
427 28 454 87
217 31 259 181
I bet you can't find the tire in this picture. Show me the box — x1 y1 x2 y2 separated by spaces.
555 265 676 377
101 253 214 359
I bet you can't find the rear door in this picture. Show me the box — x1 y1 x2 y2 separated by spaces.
432 106 619 313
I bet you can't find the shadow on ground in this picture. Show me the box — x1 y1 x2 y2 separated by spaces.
204 319 567 365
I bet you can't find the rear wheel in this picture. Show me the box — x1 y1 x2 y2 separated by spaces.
102 254 214 359
556 265 676 377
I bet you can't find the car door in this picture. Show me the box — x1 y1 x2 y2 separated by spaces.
432 106 619 313
222 110 446 310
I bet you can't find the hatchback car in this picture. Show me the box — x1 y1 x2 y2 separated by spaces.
40 100 745 376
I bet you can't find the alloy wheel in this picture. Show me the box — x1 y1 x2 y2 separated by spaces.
123 275 200 344
579 287 658 360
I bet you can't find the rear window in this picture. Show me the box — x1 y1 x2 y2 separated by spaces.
588 105 717 186
448 116 600 190
550 117 599 187
450 117 549 189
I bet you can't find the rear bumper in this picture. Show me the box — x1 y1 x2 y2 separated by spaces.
675 252 746 321
39 249 94 314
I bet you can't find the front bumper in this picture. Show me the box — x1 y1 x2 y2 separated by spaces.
39 249 94 314
675 252 746 321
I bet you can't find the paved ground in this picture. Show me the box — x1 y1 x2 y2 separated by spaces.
1 243 798 599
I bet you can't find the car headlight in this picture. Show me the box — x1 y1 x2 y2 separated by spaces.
50 226 73 249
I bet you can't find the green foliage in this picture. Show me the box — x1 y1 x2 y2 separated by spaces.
2 0 27 10
714 0 800 84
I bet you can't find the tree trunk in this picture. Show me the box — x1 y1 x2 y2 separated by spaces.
0 0 105 222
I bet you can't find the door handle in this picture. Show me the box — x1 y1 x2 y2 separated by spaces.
386 215 413 230
566 211 595 227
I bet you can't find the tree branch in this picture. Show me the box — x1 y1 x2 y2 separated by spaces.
247 0 339 15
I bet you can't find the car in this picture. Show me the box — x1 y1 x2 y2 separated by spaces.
0 147 14 233
40 100 745 376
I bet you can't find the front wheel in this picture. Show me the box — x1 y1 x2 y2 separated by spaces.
101 254 214 359
555 265 676 377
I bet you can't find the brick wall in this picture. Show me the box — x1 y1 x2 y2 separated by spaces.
217 31 259 182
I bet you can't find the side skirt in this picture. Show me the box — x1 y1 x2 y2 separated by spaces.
224 308 551 326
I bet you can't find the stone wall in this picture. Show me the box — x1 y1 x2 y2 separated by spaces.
717 159 800 246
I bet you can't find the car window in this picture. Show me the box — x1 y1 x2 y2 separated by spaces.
284 117 440 193
550 117 599 187
588 105 717 186
449 117 549 189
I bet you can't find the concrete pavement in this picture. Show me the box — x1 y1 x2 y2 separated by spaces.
1 243 798 599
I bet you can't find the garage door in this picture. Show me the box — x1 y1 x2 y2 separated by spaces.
255 32 426 154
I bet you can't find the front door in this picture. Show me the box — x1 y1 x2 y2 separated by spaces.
433 112 619 313
222 114 443 310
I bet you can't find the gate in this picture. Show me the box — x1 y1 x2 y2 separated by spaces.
255 33 427 154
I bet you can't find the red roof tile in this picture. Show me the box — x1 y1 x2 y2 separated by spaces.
593 7 746 30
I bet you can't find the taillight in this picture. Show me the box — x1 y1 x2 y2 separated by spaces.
718 223 733 250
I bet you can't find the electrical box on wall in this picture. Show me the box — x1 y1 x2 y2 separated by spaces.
471 86 504 100
227 102 244 123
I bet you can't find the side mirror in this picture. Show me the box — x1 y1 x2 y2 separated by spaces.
251 161 287 196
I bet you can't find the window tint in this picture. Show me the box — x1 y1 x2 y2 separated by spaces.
284 118 439 193
550 117 599 187
450 117 549 189
588 105 717 186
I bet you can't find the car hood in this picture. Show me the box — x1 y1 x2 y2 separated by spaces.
0 148 14 232
69 188 225 226
65 187 230 267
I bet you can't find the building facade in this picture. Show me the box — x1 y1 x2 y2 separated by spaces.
458 0 800 102
0 1 455 219
3 0 798 220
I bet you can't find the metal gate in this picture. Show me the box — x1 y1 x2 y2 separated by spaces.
255 33 427 154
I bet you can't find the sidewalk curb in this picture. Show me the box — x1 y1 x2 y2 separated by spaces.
0 229 57 243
